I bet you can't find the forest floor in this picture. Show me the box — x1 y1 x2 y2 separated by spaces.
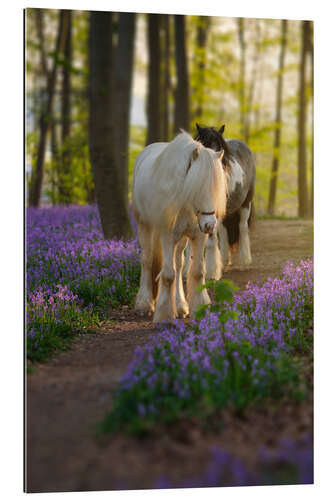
26 219 313 493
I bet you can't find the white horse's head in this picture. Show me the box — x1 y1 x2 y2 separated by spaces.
184 145 226 234
139 131 228 232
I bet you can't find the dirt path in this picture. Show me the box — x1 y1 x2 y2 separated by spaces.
26 219 313 493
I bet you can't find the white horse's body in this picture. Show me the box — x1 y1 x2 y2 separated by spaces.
132 131 227 322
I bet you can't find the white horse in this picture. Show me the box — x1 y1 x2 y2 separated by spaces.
132 131 227 322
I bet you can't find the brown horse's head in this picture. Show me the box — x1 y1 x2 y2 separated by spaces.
195 124 231 166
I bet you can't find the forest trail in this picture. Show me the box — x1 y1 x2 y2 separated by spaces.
26 219 313 493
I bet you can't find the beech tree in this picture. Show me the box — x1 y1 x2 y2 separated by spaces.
30 10 68 206
146 14 161 145
297 20 311 218
89 11 133 239
174 15 190 133
267 20 288 215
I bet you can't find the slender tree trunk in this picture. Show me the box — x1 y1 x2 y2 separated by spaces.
267 20 288 215
174 15 190 133
59 10 72 203
160 15 170 141
237 18 246 140
34 9 48 77
244 19 261 142
297 21 310 217
112 13 136 218
30 10 68 207
50 117 59 205
146 14 161 145
309 23 314 217
193 16 210 120
89 11 132 240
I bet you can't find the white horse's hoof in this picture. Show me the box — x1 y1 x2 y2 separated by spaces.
239 257 252 266
176 301 189 318
153 310 176 323
134 300 154 316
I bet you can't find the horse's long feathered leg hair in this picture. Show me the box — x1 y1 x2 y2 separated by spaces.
151 230 162 302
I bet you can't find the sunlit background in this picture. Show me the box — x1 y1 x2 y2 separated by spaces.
25 10 313 217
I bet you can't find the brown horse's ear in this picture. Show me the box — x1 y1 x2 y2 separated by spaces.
219 124 225 135
196 123 201 133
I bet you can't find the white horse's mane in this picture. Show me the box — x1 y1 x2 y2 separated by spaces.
134 130 227 228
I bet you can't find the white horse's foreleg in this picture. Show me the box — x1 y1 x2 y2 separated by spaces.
135 223 154 314
187 233 210 318
182 240 191 279
153 232 177 323
205 229 222 281
238 203 252 266
175 236 189 318
218 222 231 266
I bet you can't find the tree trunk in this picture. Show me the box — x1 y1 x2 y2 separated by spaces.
59 10 72 204
89 11 132 240
146 14 161 145
297 21 310 217
174 15 190 133
244 19 261 142
193 16 210 120
50 116 59 205
160 15 170 141
237 18 246 140
308 23 314 218
267 20 288 215
30 10 68 206
112 13 136 214
34 9 48 77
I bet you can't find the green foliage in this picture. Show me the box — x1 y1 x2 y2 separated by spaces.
27 300 99 362
45 124 94 205
195 279 239 321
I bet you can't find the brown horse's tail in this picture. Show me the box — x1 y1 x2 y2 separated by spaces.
223 202 255 250
151 231 162 302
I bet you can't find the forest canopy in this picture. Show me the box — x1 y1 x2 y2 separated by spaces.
25 9 313 234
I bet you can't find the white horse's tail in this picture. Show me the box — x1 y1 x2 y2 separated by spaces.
151 230 162 301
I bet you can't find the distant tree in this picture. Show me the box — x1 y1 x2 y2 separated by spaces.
112 13 136 210
308 22 314 217
174 15 190 133
267 20 288 215
237 17 246 140
146 14 161 145
297 20 311 217
59 10 72 203
192 16 211 120
160 15 170 141
244 19 261 142
30 10 68 206
89 11 132 239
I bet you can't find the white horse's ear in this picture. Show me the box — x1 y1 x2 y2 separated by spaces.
192 147 200 162
216 150 224 161
186 147 200 174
